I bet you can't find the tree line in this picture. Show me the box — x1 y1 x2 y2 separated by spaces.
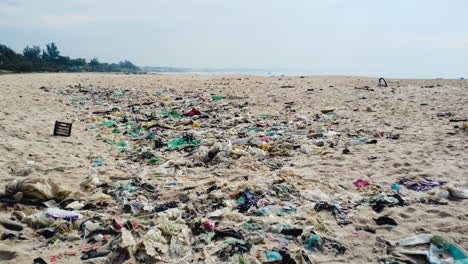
0 42 140 72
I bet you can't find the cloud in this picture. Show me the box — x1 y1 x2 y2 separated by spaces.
0 0 100 30
39 14 99 30
0 3 21 15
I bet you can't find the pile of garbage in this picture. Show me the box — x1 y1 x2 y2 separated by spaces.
0 84 467 263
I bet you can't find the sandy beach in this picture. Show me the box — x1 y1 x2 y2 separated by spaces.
0 73 467 263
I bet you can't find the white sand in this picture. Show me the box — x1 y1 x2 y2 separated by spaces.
0 73 466 263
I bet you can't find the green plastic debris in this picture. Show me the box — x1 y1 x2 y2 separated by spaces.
103 138 127 147
321 109 335 114
146 158 161 163
159 110 182 119
308 235 322 251
258 114 272 119
98 121 116 127
115 141 127 147
237 254 247 264
115 180 139 192
69 98 76 102
431 235 468 263
211 96 224 101
243 222 262 231
132 131 157 141
167 137 201 148
112 128 121 133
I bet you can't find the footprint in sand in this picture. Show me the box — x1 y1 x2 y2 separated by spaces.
399 212 412 219
426 209 453 218
0 250 17 261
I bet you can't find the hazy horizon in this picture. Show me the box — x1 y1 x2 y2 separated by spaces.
1 0 468 78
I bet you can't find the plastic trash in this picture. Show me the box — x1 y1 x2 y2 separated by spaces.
65 201 85 210
103 138 128 147
167 137 201 148
446 185 468 199
431 235 468 263
236 191 258 213
231 137 266 146
204 220 215 232
15 76 465 263
25 212 57 228
5 177 73 201
265 250 283 260
98 121 116 127
211 96 224 100
192 121 201 128
314 202 352 225
80 167 100 191
308 235 322 251
121 228 136 248
353 179 370 188
397 234 468 264
141 229 168 257
280 228 303 236
399 177 447 191
46 208 82 220
181 108 202 117
370 194 404 213
302 189 330 202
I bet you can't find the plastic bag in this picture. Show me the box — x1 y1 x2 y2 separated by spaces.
5 177 72 201
302 189 330 203
142 229 168 257
397 234 468 264
80 167 100 191
446 185 468 199
47 208 82 220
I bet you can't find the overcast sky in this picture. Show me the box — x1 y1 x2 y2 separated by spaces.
1 0 467 78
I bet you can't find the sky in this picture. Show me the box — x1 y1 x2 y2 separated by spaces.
1 0 468 78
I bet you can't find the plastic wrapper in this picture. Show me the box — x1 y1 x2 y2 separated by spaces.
142 229 168 257
5 177 73 201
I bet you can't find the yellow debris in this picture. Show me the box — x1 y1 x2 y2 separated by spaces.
192 121 201 128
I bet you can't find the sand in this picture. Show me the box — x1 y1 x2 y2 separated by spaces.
0 73 467 263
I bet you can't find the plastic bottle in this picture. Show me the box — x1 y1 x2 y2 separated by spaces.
308 235 322 251
264 251 282 261
430 235 468 263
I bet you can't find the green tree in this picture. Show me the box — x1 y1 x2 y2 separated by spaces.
71 58 86 67
57 56 71 66
0 44 29 71
23 45 42 61
42 42 60 62
88 57 101 71
119 60 139 71
1 42 139 72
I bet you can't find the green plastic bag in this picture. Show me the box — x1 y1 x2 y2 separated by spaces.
103 138 127 147
211 96 224 101
98 121 116 127
167 137 201 148
146 158 161 163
